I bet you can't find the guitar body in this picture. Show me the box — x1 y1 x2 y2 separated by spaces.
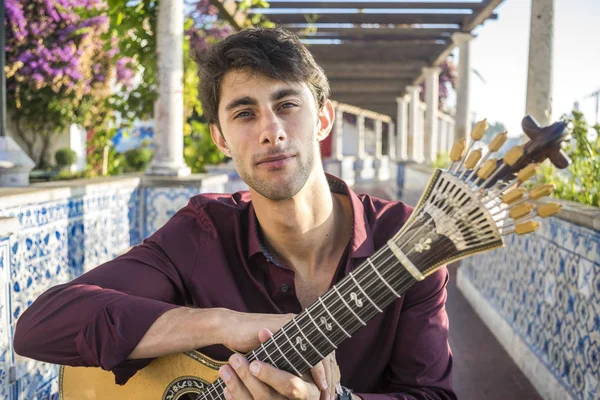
59 351 225 400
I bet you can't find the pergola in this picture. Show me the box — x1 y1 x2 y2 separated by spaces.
210 1 504 118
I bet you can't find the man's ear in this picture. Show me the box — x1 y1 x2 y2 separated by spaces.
210 124 232 158
316 99 335 142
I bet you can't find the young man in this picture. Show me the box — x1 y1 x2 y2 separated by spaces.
14 28 456 400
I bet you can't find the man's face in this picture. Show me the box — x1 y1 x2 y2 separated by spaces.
211 69 330 201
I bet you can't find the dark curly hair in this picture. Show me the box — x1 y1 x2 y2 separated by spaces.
195 27 330 128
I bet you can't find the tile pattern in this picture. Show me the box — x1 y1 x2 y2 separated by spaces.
0 185 141 399
461 216 600 400
143 187 201 239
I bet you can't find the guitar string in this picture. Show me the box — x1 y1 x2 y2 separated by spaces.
195 250 404 399
196 172 511 399
197 212 498 399
194 246 416 400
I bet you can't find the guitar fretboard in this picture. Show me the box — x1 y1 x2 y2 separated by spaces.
197 242 419 400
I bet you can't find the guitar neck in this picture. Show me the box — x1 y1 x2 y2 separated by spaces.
197 245 417 399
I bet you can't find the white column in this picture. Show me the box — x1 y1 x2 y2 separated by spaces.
146 0 190 176
332 109 344 159
439 117 448 157
423 67 441 162
396 95 409 160
388 121 396 159
406 86 423 162
375 120 383 159
357 114 366 158
452 32 475 144
526 0 555 126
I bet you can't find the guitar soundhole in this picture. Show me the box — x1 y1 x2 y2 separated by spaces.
163 376 209 400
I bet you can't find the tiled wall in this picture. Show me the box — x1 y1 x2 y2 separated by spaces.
0 174 228 399
460 215 600 400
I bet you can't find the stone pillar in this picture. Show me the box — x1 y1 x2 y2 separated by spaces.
357 114 366 158
423 67 441 162
526 0 555 126
388 121 396 159
375 120 383 159
396 95 409 160
406 86 423 162
146 0 190 176
439 117 448 157
332 109 344 159
452 33 475 143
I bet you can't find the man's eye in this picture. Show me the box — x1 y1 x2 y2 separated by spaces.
281 103 296 109
234 111 251 119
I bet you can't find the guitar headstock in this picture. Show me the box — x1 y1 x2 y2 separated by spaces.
389 116 572 280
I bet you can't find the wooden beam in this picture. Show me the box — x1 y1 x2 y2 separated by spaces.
330 79 413 94
309 43 445 63
288 27 460 37
463 0 504 31
331 93 403 105
324 68 420 80
319 61 427 72
301 34 451 42
251 13 469 25
264 2 485 10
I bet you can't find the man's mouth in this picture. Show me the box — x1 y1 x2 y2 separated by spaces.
256 153 295 167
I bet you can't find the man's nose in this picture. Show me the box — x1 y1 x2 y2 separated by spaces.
258 110 287 145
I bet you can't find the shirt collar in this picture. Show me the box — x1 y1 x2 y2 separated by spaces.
247 174 375 262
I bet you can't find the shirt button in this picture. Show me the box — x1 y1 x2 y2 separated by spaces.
280 284 289 292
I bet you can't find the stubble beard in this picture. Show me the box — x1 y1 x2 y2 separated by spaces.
234 143 318 201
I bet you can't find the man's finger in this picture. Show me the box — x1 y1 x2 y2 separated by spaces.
228 353 282 400
249 359 317 399
219 364 252 400
310 361 328 392
258 328 273 343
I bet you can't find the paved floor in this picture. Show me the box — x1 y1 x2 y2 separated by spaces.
353 179 543 400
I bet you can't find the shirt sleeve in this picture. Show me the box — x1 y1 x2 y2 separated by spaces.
13 201 203 384
356 267 457 400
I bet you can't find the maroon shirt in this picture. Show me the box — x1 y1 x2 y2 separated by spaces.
14 176 455 399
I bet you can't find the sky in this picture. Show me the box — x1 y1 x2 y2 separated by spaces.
469 0 600 136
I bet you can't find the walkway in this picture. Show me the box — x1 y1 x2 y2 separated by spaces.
353 178 542 400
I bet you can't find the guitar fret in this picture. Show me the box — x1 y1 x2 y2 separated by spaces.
349 271 382 312
293 318 324 358
271 332 302 376
318 297 351 338
305 307 337 348
367 257 400 297
332 285 366 326
281 325 313 369
259 343 277 366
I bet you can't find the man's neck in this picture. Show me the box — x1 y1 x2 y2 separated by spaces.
252 174 352 277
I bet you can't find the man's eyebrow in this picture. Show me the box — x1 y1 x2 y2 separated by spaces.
225 96 257 111
271 88 302 102
224 88 302 112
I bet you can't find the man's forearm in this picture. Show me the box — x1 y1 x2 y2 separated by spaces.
128 307 226 359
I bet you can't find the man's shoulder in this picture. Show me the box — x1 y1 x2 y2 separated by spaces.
188 191 253 212
357 193 413 226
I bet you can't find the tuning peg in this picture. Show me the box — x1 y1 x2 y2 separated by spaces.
516 164 539 182
488 132 508 152
465 149 483 169
477 159 497 180
537 203 562 217
529 184 554 200
503 145 524 166
450 139 467 162
501 187 527 204
470 119 488 141
514 221 540 235
509 203 535 219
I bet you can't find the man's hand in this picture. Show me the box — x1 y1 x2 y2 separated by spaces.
220 310 296 353
219 328 340 400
